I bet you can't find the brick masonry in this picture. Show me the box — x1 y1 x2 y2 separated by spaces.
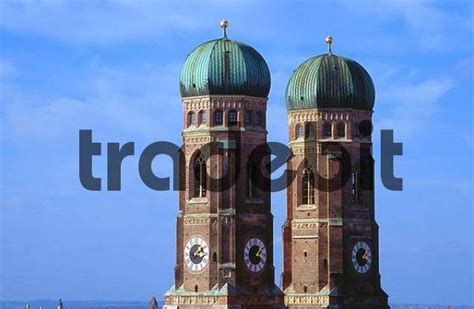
164 96 388 308
282 108 389 308
165 95 284 308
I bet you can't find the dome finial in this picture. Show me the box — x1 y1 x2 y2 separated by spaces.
220 19 229 39
325 35 333 54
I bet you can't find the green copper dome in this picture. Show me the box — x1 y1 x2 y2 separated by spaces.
179 36 271 98
286 53 375 111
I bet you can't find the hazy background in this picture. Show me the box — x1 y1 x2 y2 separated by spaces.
1 0 473 306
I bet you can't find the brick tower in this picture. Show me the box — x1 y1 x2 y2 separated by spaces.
164 20 284 308
281 37 389 308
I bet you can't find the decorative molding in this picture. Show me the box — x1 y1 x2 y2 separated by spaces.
166 293 283 306
292 235 318 239
166 295 219 305
290 145 319 154
188 197 208 205
292 220 318 230
183 135 214 144
182 96 267 112
288 110 350 123
284 295 329 306
288 109 372 122
296 204 318 211
183 217 210 225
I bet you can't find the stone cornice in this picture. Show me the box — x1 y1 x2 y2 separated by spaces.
182 95 267 111
288 109 372 123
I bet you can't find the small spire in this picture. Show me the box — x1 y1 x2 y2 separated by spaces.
325 35 334 54
148 297 158 309
220 19 229 39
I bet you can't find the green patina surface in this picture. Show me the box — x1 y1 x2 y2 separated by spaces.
180 38 271 98
286 54 375 111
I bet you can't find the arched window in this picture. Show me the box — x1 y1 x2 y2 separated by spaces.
323 122 332 138
361 158 373 191
214 109 223 126
305 122 316 139
303 285 308 293
212 252 217 262
353 122 360 138
228 109 238 126
358 120 373 138
198 110 207 126
336 122 345 139
302 165 315 204
351 169 359 202
244 110 252 125
193 153 207 198
188 111 196 127
357 158 373 199
255 111 262 126
247 160 260 198
295 124 304 139
194 284 198 292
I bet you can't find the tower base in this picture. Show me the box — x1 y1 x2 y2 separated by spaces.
164 283 285 308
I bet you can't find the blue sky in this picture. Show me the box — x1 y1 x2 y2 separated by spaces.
0 0 473 305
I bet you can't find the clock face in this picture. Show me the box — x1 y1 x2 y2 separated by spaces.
244 238 267 273
184 236 209 272
351 241 372 274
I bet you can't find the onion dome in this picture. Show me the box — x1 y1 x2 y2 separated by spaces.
179 20 271 98
286 36 375 111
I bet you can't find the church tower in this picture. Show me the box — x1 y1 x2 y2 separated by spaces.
281 37 389 308
164 20 284 308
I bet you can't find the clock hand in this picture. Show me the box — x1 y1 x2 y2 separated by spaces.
193 246 203 257
255 248 262 258
362 251 369 261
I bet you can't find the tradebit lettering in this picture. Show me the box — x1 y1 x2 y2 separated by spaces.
79 129 403 192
